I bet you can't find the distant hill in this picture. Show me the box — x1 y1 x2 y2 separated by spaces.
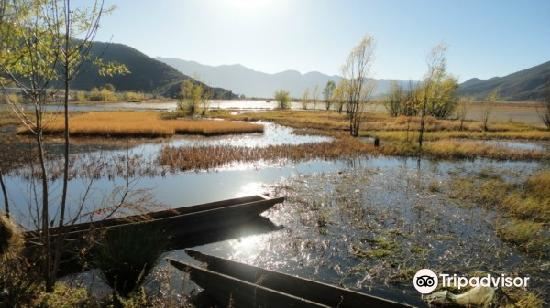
458 60 550 100
71 41 237 99
158 58 415 99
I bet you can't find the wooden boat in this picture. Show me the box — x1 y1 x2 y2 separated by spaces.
169 251 418 308
25 195 283 241
169 258 329 308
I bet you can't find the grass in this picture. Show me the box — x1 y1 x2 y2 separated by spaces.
159 135 378 171
449 170 549 256
17 111 263 137
210 109 549 160
423 140 548 160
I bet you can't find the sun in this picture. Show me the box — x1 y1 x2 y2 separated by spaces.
226 0 274 14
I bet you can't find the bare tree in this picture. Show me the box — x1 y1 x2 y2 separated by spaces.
482 89 498 132
301 88 309 110
418 44 447 148
341 35 376 137
385 81 403 117
456 97 471 131
312 85 319 111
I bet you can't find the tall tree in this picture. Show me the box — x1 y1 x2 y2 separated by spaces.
0 0 62 289
341 35 376 136
274 89 290 110
301 88 309 110
311 85 319 111
418 44 447 148
323 80 336 111
0 0 126 290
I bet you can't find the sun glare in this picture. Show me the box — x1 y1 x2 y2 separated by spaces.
225 0 274 14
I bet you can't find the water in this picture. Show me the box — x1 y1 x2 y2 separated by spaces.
0 100 386 112
3 122 549 305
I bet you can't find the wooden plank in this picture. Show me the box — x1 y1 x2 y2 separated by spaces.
25 195 276 239
186 250 416 308
168 259 329 308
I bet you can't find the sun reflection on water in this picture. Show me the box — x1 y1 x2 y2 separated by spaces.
236 181 265 197
227 234 267 261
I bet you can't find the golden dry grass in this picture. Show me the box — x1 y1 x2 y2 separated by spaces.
159 136 378 171
211 110 547 135
449 170 549 256
17 112 263 137
423 140 549 160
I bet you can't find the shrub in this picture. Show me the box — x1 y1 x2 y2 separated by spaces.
274 89 291 110
123 91 145 102
87 88 118 102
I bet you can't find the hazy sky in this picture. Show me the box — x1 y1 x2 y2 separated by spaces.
94 0 550 81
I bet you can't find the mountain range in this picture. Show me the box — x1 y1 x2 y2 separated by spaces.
68 40 548 101
158 58 415 99
71 41 237 99
457 60 550 100
159 58 549 101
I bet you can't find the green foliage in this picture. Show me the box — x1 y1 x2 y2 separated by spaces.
274 89 291 110
87 88 118 101
178 79 210 116
323 80 336 110
34 283 96 308
73 90 87 102
123 91 145 102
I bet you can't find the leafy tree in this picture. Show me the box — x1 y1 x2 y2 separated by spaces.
0 0 126 290
274 89 291 110
179 79 210 116
341 35 376 136
333 80 347 113
323 80 336 111
417 44 447 148
385 81 404 117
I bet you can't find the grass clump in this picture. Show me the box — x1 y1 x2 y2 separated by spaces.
449 170 549 256
496 219 545 253
33 283 97 307
351 237 398 259
159 136 378 171
423 140 548 160
18 111 263 137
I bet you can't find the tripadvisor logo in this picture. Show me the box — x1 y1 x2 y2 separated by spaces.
412 269 530 294
413 269 438 294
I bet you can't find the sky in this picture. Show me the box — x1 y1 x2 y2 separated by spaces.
93 0 550 81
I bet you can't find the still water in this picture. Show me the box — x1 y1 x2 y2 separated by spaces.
3 121 548 305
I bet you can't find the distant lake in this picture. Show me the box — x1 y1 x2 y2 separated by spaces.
0 99 543 124
0 100 387 113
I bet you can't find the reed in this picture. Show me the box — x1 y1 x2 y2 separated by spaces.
159 136 377 171
423 140 549 160
17 111 263 137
